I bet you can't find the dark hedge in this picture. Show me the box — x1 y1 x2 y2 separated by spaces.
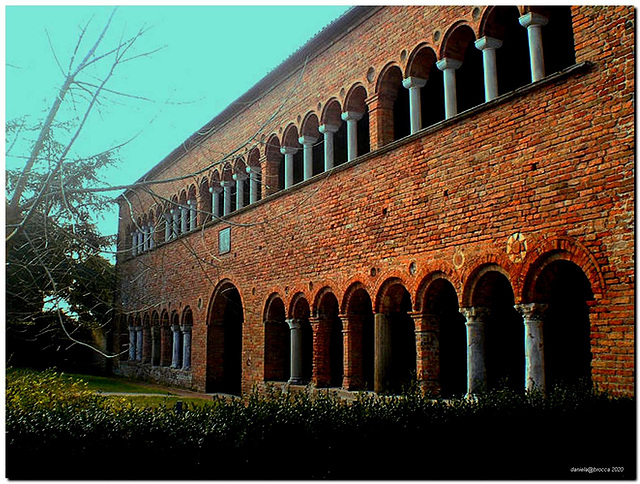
6 369 636 480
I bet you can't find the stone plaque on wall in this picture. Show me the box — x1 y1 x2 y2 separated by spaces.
219 227 231 254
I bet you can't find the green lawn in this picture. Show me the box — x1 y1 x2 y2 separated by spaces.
64 372 172 394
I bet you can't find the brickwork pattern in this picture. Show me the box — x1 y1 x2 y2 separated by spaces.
114 6 634 397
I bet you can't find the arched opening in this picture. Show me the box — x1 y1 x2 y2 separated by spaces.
301 113 324 177
450 26 484 113
482 6 530 95
472 269 523 391
234 158 250 209
187 184 197 231
345 286 375 391
344 85 370 157
534 259 593 388
221 164 236 214
264 295 290 382
316 291 342 388
207 282 244 394
282 125 303 186
321 99 348 168
422 278 466 397
154 206 165 244
538 6 576 76
181 307 193 370
265 135 283 195
247 147 262 202
198 177 211 226
376 65 409 146
407 45 444 129
378 281 415 394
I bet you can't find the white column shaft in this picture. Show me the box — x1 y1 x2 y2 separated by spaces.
341 111 363 162
475 36 503 102
131 233 137 256
287 319 304 384
461 307 489 394
128 328 136 360
164 214 171 241
319 124 339 171
437 58 462 119
247 166 261 204
181 327 192 370
180 206 188 233
135 326 143 361
402 77 427 134
299 136 317 180
171 325 181 368
520 13 548 82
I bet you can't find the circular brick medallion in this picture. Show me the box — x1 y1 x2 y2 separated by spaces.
506 232 528 263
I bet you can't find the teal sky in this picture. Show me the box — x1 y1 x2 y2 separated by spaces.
5 4 351 240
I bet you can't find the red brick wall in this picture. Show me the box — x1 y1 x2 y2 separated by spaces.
115 6 635 397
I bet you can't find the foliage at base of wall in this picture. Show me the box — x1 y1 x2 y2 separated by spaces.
6 368 636 480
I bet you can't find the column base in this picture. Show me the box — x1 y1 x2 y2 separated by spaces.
288 377 307 386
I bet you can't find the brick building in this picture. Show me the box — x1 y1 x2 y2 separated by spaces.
114 6 634 397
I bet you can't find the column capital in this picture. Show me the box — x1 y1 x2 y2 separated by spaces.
341 110 364 122
280 145 299 156
475 36 503 51
171 324 180 332
220 180 234 188
460 306 491 322
298 135 318 146
186 198 195 207
436 57 463 71
209 184 223 194
319 123 340 134
519 12 549 29
180 325 192 333
286 318 302 330
246 164 261 174
409 311 439 332
232 172 248 182
402 76 427 90
515 302 548 322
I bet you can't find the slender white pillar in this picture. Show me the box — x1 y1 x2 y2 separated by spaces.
402 76 427 133
519 12 549 82
280 146 298 189
151 327 159 366
233 172 248 210
128 327 136 360
172 208 180 237
341 111 363 162
299 135 318 180
187 199 197 231
135 326 143 361
164 213 171 241
142 226 148 252
436 58 462 119
319 123 340 171
136 230 143 254
171 324 181 369
209 186 222 218
148 222 155 249
516 303 548 392
287 319 305 385
246 165 261 204
180 206 188 233
181 325 192 370
221 180 233 216
460 307 490 395
475 36 503 102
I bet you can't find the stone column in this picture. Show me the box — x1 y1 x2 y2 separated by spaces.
233 172 248 210
171 324 181 369
128 326 136 360
187 199 197 231
319 123 340 171
519 12 549 82
221 180 233 216
436 58 462 119
287 319 305 384
374 312 392 393
402 76 427 134
410 312 440 394
209 185 222 218
171 208 180 237
280 146 298 189
180 205 188 234
341 111 363 162
299 135 318 180
475 36 503 102
135 326 143 361
181 325 192 370
164 213 172 241
460 307 490 395
246 165 261 204
131 232 137 257
148 222 155 250
516 303 548 392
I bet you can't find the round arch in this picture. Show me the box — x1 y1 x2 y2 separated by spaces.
263 293 289 382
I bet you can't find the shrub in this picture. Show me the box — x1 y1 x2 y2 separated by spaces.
6 370 636 480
